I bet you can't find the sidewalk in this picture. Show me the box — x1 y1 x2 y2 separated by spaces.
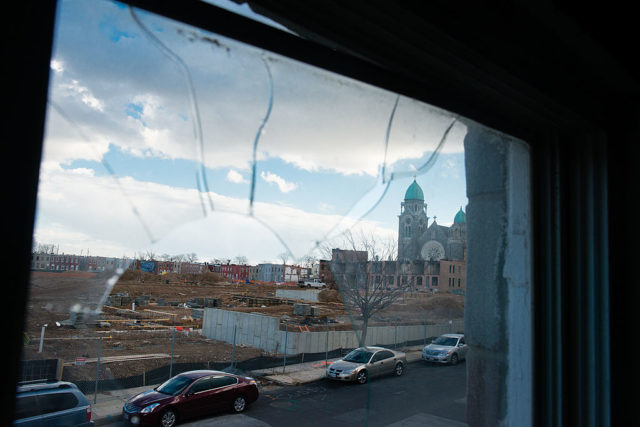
251 345 425 386
90 345 426 425
91 384 156 426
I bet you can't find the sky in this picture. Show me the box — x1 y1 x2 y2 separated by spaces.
34 0 469 265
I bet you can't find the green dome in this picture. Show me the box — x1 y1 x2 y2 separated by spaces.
454 207 466 224
404 179 424 201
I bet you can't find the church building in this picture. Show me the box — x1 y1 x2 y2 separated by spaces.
395 179 467 292
329 179 467 293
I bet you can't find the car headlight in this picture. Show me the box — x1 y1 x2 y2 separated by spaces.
140 403 160 413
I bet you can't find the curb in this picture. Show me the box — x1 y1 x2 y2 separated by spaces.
253 353 424 387
94 413 120 426
91 353 426 423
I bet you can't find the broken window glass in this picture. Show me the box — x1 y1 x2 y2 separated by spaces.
24 0 531 425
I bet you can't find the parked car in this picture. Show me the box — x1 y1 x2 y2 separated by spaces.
327 346 407 384
14 379 93 426
422 333 468 365
122 370 259 427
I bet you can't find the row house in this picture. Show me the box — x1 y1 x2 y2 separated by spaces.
282 265 313 282
257 263 283 283
318 259 335 287
156 260 180 274
248 265 259 281
31 253 80 271
181 262 204 274
207 264 221 273
284 265 301 282
85 256 128 272
219 264 249 281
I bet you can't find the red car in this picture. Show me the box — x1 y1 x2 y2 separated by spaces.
122 370 259 426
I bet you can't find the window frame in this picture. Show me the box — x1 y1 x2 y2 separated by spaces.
7 1 631 426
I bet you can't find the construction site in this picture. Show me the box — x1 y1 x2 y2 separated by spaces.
21 269 464 387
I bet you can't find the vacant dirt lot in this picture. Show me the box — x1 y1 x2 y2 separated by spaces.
22 270 464 382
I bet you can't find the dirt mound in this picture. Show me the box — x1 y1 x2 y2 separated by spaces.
423 293 464 310
318 289 343 304
117 270 230 284
420 293 465 320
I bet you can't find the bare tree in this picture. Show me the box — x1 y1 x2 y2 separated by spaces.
185 253 198 263
277 252 290 283
330 229 406 346
299 254 317 268
278 252 289 265
316 240 335 261
171 254 186 263
32 241 56 254
159 253 171 261
234 255 248 265
143 250 156 261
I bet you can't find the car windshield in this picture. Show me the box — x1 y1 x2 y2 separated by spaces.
343 349 374 363
432 336 459 346
155 376 193 395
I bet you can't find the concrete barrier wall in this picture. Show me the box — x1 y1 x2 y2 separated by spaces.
202 308 464 354
279 321 465 353
202 309 281 352
275 289 320 302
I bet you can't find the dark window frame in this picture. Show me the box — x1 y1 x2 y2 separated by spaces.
7 1 635 426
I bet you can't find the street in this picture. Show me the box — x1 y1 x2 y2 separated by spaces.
107 362 467 426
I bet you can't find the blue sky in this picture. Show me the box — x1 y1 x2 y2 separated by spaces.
35 0 469 264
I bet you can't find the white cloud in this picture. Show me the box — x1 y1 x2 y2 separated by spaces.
46 2 467 177
41 113 111 165
59 79 105 112
50 59 64 73
34 166 396 263
318 202 334 212
260 171 297 193
226 169 248 184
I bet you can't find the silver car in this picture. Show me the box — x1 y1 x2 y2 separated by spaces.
326 346 407 384
422 333 468 365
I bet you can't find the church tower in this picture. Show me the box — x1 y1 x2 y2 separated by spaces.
448 206 467 260
398 179 428 261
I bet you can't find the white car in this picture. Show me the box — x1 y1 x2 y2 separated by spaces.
422 333 468 365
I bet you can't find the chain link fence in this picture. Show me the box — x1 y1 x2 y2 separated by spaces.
23 318 463 402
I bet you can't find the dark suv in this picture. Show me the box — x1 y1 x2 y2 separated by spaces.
15 379 93 426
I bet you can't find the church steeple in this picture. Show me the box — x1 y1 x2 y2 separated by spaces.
404 178 424 201
454 206 466 224
398 179 428 261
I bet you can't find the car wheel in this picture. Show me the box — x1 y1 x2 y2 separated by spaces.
450 354 459 365
395 362 404 376
356 370 368 384
233 395 247 413
160 409 177 427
